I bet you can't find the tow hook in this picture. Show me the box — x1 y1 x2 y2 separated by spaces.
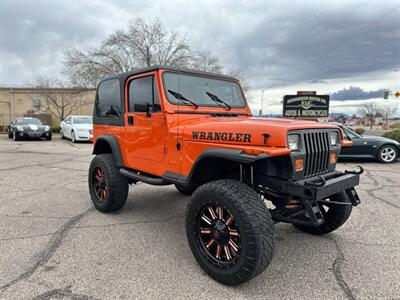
345 165 364 175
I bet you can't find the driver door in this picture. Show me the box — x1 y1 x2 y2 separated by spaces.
123 73 165 168
342 128 372 155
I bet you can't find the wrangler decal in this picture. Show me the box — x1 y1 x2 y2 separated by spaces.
192 131 252 143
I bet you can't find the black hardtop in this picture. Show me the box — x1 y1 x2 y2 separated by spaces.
100 65 238 85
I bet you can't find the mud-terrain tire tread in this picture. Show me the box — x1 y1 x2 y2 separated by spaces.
293 191 352 235
174 183 197 195
185 179 274 285
89 154 128 212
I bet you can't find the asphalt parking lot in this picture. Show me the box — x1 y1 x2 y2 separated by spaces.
0 135 399 300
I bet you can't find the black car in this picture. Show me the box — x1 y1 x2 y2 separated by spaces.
335 124 400 163
8 117 52 141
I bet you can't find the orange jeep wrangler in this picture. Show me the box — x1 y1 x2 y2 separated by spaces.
88 65 362 285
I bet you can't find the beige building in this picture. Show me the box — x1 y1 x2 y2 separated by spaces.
0 87 95 128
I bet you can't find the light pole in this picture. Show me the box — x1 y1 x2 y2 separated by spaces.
259 83 286 117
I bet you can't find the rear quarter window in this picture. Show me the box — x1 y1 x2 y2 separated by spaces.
96 79 122 118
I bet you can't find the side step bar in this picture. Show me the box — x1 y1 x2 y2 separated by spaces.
119 168 170 186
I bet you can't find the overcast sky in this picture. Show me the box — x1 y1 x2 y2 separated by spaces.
1 0 399 114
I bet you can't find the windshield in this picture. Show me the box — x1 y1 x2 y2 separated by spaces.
344 127 361 139
73 117 92 124
163 72 246 108
16 118 42 125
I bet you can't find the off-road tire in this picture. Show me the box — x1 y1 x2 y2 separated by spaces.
185 179 274 285
89 154 129 212
293 191 352 235
174 183 197 195
377 145 398 163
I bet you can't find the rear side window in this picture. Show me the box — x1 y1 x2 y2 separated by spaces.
96 79 121 118
128 76 160 112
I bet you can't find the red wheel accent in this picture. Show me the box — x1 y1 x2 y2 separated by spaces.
198 205 241 263
93 167 107 201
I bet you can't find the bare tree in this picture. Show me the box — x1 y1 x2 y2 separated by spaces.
189 50 223 73
358 103 381 129
29 76 85 122
380 104 397 128
64 18 223 87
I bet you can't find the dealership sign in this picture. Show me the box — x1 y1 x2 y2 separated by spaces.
283 94 330 118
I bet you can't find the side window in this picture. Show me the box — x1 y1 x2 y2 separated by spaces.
128 76 161 112
96 79 121 118
65 116 71 124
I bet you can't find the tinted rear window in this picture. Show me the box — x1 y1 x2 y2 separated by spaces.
96 79 121 118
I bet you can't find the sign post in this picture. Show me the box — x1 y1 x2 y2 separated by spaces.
283 92 330 119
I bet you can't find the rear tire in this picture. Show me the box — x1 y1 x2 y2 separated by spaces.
377 145 398 163
88 154 129 212
293 192 352 235
174 183 197 195
185 179 274 285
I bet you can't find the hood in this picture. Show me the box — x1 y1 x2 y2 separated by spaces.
21 124 47 131
182 116 339 147
73 124 93 130
362 135 400 144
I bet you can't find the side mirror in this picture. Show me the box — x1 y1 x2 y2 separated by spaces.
42 122 47 125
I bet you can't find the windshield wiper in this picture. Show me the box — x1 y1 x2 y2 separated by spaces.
206 92 231 110
168 90 198 108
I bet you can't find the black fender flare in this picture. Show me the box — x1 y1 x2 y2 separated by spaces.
92 135 124 168
163 148 270 185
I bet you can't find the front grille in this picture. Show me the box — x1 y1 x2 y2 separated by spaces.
303 131 330 178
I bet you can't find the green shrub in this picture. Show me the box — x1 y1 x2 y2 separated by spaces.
383 130 400 141
355 128 365 135
389 122 400 129
52 127 61 133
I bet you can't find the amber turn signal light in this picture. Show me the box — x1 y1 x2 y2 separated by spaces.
294 158 304 171
329 152 337 164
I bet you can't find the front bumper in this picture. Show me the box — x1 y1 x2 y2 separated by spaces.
16 131 51 139
282 171 361 202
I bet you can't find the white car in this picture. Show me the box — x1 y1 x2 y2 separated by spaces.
60 115 93 142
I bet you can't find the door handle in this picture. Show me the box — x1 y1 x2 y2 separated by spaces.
128 115 134 125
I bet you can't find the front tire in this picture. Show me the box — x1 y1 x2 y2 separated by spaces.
377 145 398 163
71 130 76 143
60 129 65 139
88 154 129 212
174 183 197 195
293 192 352 235
13 131 20 141
185 179 274 285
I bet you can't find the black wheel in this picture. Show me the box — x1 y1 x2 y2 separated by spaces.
174 183 197 195
71 130 76 143
377 145 398 163
185 179 274 285
88 154 129 212
60 130 65 139
13 131 20 141
293 191 352 235
46 134 52 141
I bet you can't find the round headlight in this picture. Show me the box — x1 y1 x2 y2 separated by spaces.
288 134 300 151
330 131 340 146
